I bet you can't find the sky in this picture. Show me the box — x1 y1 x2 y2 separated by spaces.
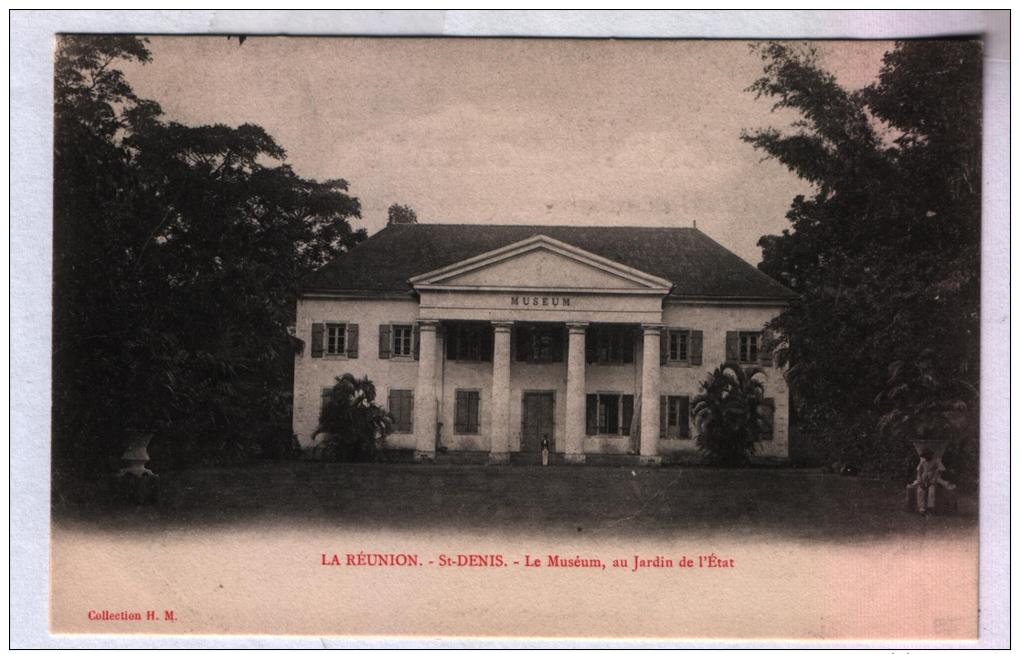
120 37 893 264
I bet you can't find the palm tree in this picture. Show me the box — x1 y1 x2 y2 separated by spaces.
692 363 771 466
314 373 392 461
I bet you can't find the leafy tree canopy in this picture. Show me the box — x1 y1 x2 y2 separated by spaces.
53 35 365 476
743 40 981 476
387 203 418 224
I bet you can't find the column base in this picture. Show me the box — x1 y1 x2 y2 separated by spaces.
564 453 586 464
638 455 662 466
487 451 510 465
415 450 436 462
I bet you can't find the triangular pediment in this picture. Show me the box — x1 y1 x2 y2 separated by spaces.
409 235 672 293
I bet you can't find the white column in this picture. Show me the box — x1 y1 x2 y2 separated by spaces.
489 321 513 464
565 322 588 464
414 319 439 461
640 323 663 465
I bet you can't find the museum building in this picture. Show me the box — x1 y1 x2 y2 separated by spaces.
292 223 797 463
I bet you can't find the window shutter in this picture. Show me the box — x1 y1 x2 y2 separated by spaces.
660 329 669 365
621 395 634 436
759 333 773 367
623 329 634 364
690 330 703 365
347 323 359 358
659 395 667 437
553 326 565 363
585 394 598 435
446 325 457 361
311 323 324 358
585 328 597 363
679 396 691 438
482 327 494 362
412 324 420 360
725 331 739 363
515 326 529 362
378 324 392 359
455 392 467 433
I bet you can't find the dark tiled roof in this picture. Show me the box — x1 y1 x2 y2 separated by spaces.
302 223 796 301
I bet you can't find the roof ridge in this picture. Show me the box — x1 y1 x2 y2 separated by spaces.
390 222 699 230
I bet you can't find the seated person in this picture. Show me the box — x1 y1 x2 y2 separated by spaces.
906 449 956 514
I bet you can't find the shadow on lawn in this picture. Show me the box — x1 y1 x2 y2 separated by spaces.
52 460 978 542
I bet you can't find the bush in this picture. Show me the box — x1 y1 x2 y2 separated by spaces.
314 374 392 462
692 363 771 466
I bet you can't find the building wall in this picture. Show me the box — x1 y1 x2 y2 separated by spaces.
293 297 790 458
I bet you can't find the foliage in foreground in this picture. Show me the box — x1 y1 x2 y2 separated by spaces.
692 364 772 466
743 40 981 479
314 374 393 462
53 36 364 477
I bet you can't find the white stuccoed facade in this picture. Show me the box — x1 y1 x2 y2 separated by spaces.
293 232 792 463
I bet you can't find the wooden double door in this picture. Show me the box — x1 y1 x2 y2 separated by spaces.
520 391 555 453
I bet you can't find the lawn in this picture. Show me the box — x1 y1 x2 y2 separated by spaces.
54 460 977 541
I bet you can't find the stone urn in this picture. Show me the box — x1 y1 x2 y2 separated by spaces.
118 429 157 477
114 429 159 504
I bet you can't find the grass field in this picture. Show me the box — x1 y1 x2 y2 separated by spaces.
54 460 977 541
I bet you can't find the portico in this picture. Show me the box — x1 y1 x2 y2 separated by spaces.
408 235 673 464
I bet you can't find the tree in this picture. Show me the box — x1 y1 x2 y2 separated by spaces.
387 203 418 224
742 41 981 477
692 364 771 466
53 35 366 480
314 374 392 462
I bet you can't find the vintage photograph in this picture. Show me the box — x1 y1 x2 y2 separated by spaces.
43 26 988 642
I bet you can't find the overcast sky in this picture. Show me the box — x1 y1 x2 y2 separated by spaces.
121 37 892 264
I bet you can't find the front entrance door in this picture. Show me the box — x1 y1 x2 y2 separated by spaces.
521 391 555 453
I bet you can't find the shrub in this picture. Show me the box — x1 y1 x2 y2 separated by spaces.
692 363 771 466
314 374 392 462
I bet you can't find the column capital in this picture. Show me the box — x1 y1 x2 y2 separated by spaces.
566 322 589 334
491 320 514 332
417 319 440 331
641 323 665 334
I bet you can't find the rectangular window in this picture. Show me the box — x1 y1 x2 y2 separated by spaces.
668 330 690 363
388 389 414 433
392 324 414 357
587 325 635 364
326 322 347 355
515 324 564 363
586 393 634 435
446 323 493 362
454 390 481 434
663 395 691 439
739 332 760 364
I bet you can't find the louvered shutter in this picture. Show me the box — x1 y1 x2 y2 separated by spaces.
621 395 634 436
585 328 597 363
623 329 634 364
347 324 359 358
379 324 392 359
678 396 691 438
585 394 598 435
311 323 324 358
690 330 704 365
660 329 669 365
659 395 667 437
412 324 420 360
725 331 739 363
553 326 565 363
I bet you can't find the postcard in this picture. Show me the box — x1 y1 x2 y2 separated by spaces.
11 10 1009 648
